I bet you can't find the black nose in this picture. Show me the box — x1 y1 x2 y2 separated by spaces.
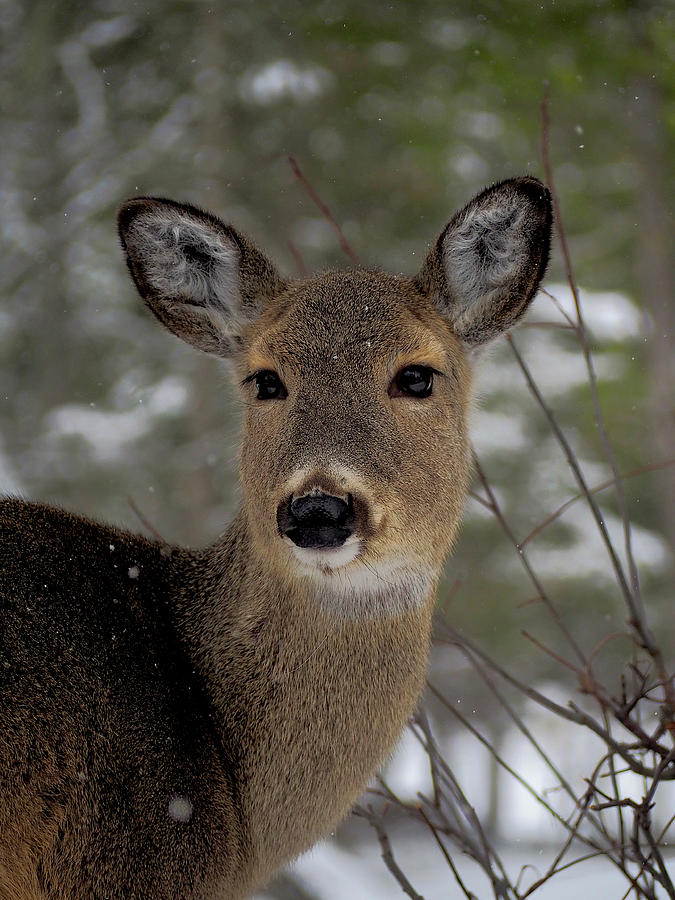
277 492 356 549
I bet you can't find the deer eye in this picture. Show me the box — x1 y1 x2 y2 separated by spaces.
253 370 287 400
389 365 435 398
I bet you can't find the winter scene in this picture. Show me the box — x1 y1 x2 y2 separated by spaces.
0 2 673 899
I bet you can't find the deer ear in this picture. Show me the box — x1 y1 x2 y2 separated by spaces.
416 177 552 345
118 198 286 357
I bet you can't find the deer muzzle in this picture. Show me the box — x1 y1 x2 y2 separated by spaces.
277 491 357 550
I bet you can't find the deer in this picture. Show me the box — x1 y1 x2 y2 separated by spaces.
0 176 551 899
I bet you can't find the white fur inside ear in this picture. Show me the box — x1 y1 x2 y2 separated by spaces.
442 195 528 336
128 210 242 320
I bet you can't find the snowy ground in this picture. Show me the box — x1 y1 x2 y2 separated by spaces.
260 835 671 899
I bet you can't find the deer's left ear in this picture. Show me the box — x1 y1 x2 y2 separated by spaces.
416 177 552 345
118 197 287 358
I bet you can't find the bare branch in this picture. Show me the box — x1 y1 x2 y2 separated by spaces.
435 621 675 780
472 451 587 666
288 156 360 265
416 806 481 900
505 334 633 600
519 459 675 548
287 239 307 276
444 626 614 845
127 497 168 545
353 805 425 900
541 92 643 617
353 97 674 900
504 334 675 719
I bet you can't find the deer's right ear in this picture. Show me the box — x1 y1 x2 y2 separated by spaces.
118 198 286 357
415 178 552 346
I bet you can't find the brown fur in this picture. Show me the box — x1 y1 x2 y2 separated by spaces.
0 178 551 898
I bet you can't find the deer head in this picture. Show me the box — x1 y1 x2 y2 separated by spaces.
118 178 551 617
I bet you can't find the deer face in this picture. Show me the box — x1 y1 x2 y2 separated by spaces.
238 270 470 588
118 179 551 615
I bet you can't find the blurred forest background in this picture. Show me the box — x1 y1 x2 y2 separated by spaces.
1 1 673 897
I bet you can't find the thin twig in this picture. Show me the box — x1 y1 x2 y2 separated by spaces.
541 92 642 616
519 459 675 548
353 805 425 900
639 748 675 897
506 333 675 713
467 488 494 511
286 239 307 275
506 333 632 597
602 707 627 866
448 627 613 845
521 785 598 897
428 682 601 840
127 497 167 544
414 710 441 808
521 629 589 680
472 450 587 666
288 155 360 265
417 806 481 900
408 723 515 894
435 622 675 780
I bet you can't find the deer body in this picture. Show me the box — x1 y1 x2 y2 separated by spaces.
0 178 551 898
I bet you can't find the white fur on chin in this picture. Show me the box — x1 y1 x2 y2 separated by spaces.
290 539 361 571
287 539 434 620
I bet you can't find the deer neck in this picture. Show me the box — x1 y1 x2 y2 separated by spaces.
182 511 436 890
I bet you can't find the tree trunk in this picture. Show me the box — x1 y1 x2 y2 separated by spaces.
631 75 675 563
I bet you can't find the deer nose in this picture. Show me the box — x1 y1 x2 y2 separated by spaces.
277 492 356 549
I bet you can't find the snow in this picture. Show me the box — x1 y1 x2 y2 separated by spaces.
167 795 193 824
522 504 670 580
261 837 652 900
541 283 643 341
45 376 189 462
469 408 528 453
474 283 642 402
238 61 333 104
